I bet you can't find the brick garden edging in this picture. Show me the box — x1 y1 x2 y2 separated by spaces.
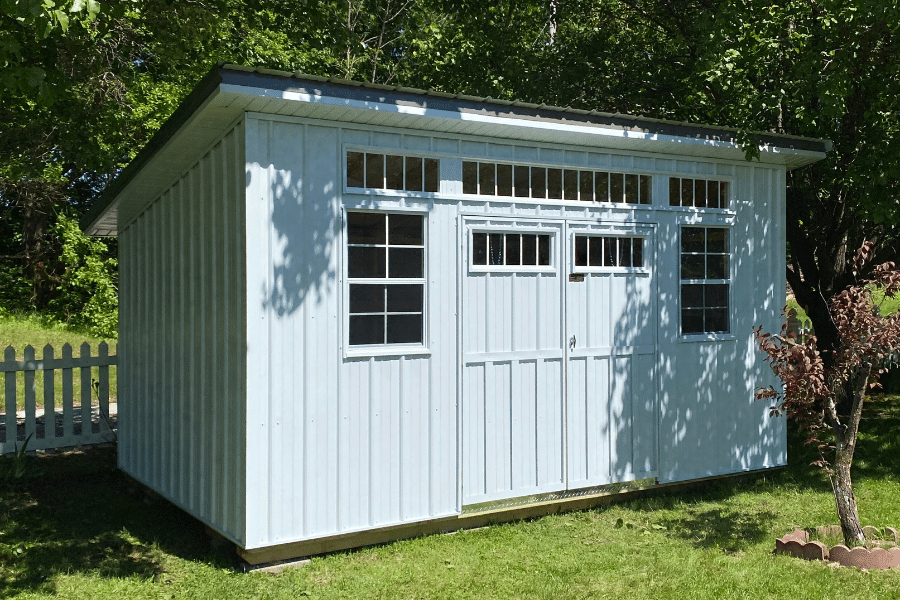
776 527 900 570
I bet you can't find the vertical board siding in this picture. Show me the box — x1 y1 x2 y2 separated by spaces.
119 123 247 545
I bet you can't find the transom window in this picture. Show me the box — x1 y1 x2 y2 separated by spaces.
573 235 644 268
347 212 425 346
463 161 651 205
669 177 729 209
471 232 552 268
347 151 439 193
680 226 730 334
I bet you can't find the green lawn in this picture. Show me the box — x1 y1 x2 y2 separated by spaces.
2 396 899 599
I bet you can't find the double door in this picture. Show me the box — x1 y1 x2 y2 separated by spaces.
461 217 657 505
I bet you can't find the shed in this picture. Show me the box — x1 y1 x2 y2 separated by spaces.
84 64 829 564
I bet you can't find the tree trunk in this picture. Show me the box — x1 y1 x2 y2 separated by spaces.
831 451 865 545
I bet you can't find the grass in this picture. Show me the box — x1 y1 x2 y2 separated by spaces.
1 395 899 599
0 311 117 411
787 286 900 323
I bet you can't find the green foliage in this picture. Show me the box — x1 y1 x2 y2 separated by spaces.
46 214 117 338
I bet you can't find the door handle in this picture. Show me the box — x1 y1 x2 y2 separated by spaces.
569 335 576 350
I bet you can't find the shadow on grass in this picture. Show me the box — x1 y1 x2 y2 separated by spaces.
0 447 230 598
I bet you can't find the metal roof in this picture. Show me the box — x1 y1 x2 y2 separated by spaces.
83 63 831 236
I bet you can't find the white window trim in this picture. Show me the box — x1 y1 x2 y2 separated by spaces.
466 225 558 274
569 233 651 274
343 145 443 198
678 224 734 339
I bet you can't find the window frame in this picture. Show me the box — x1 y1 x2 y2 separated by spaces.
678 224 734 339
343 147 441 198
569 233 650 274
467 225 558 274
344 209 430 357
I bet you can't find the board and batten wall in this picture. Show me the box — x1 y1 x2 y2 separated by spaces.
118 122 248 545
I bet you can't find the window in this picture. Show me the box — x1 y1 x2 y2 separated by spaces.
680 226 729 334
669 177 729 209
471 232 552 268
347 151 439 193
573 235 644 268
347 212 425 346
462 160 651 205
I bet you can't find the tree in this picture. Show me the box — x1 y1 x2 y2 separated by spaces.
755 244 900 544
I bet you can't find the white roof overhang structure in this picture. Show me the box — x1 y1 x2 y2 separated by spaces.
84 64 831 236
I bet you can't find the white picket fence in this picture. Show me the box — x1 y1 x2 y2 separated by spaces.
1 342 117 455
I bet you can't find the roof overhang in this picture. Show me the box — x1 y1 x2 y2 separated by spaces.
84 64 831 236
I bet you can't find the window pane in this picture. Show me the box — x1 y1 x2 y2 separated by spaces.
366 153 384 189
349 247 386 278
681 254 705 279
405 156 423 192
424 159 439 192
580 171 594 202
349 315 385 345
707 180 719 208
497 164 513 197
610 173 624 203
547 168 563 199
604 237 617 266
640 175 651 204
619 237 632 267
473 232 487 265
588 237 603 266
707 255 728 279
705 308 728 333
575 236 588 267
522 234 537 265
681 309 704 334
388 248 423 278
538 235 551 265
681 284 704 308
531 167 546 199
564 169 578 200
347 152 364 187
681 227 705 253
350 284 385 313
633 238 643 267
387 284 423 312
625 174 639 203
489 233 504 265
514 166 530 197
680 178 693 206
479 162 496 195
462 161 478 194
388 214 423 246
694 178 707 208
669 177 681 206
595 172 609 202
719 182 729 208
348 212 385 245
386 314 422 344
506 234 521 265
705 284 729 307
386 155 403 190
706 228 727 253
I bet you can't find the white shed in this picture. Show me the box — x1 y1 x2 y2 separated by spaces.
84 64 828 564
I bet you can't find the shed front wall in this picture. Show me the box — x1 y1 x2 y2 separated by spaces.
243 114 786 549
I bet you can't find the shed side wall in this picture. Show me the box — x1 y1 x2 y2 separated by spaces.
118 122 247 545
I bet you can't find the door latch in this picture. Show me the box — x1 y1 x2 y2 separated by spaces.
569 335 576 350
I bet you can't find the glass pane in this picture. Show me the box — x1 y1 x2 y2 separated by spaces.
349 315 384 345
388 248 423 278
705 283 729 307
348 212 385 245
386 314 422 344
595 172 609 202
681 309 704 334
640 175 651 204
719 182 729 208
610 173 624 203
705 308 729 333
506 234 521 265
706 228 727 253
604 237 617 266
522 234 537 265
538 235 551 265
694 178 707 208
681 284 704 308
497 164 513 197
473 232 487 265
563 169 578 200
625 174 638 203
387 284 423 312
349 247 386 278
707 180 719 208
681 178 693 207
388 214 423 245
575 235 588 267
681 254 705 279
347 151 364 187
462 161 478 194
365 153 384 189
681 227 705 253
707 255 728 279
619 237 632 267
633 238 643 267
580 171 594 202
424 158 439 192
385 155 403 190
405 156 423 192
350 284 385 313
531 167 546 199
547 168 563 199
514 165 530 197
479 162 496 195
669 177 681 206
588 237 603 267
489 233 504 265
